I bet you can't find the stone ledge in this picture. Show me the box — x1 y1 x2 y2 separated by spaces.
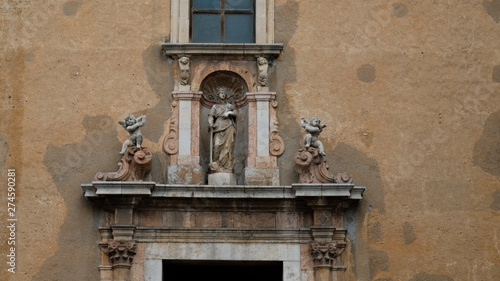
87 181 156 195
162 43 284 59
83 182 365 200
292 183 353 197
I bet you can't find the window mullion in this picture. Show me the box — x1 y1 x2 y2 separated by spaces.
221 0 225 42
221 11 225 42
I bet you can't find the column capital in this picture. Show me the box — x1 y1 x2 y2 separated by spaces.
172 91 203 101
246 92 276 101
309 241 346 268
100 240 137 269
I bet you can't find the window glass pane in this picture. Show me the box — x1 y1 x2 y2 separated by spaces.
193 0 221 9
225 0 253 10
225 14 254 43
192 14 222 43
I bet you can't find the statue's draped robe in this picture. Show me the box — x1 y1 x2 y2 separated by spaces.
209 103 236 172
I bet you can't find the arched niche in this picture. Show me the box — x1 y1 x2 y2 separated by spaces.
199 71 249 184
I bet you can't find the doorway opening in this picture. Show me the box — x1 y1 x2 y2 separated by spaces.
163 260 283 281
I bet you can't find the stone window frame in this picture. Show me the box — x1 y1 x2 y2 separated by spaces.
170 0 275 44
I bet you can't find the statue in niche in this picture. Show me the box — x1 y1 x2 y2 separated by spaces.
179 56 190 85
257 56 269 86
118 115 146 155
301 116 326 156
208 86 237 173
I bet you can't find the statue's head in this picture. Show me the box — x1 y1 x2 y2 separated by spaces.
216 86 228 100
311 117 321 127
125 115 136 126
258 57 268 65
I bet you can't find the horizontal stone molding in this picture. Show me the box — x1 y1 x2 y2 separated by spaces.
82 181 156 196
99 226 349 244
162 43 284 59
83 182 365 200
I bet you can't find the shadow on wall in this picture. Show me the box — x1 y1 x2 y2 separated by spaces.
35 115 119 281
274 0 300 185
473 110 500 177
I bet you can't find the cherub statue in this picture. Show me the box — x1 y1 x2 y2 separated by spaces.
179 56 190 86
300 117 326 156
118 115 146 155
257 56 269 86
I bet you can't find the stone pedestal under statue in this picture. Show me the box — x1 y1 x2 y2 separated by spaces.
208 172 237 185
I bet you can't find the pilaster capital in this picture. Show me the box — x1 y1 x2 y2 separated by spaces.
309 241 346 268
172 91 203 101
100 240 137 268
246 92 276 102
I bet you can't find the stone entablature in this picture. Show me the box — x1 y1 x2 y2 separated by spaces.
82 181 364 201
83 181 364 281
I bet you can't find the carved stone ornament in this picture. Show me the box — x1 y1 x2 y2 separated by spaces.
295 117 352 184
269 100 285 157
179 56 190 85
310 241 346 267
257 56 269 87
294 147 353 184
118 115 146 155
200 71 248 109
300 117 326 156
163 100 179 155
101 241 137 267
95 147 152 181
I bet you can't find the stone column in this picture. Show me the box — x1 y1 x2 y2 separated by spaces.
244 92 284 185
164 91 205 184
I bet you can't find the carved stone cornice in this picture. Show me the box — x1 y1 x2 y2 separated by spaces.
310 241 346 268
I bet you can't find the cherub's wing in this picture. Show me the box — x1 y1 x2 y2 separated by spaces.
118 120 127 128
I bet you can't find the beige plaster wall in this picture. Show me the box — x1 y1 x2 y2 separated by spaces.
0 0 499 280
274 1 500 280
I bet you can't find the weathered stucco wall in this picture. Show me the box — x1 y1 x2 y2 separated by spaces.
1 0 499 280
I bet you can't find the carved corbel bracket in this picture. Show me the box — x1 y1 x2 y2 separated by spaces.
95 147 152 181
294 147 353 184
309 241 346 268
